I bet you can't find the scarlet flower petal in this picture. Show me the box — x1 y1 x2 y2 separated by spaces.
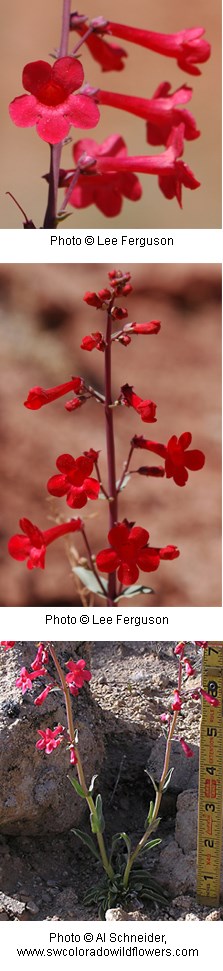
117 562 139 584
108 523 130 551
84 478 100 500
9 95 38 127
66 94 100 129
52 57 84 94
47 474 68 497
96 548 120 573
136 549 160 572
22 61 52 94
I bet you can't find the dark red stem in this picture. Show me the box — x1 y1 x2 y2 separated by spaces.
105 305 118 605
43 0 71 229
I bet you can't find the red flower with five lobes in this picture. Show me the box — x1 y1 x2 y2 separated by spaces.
36 725 64 754
47 454 100 509
9 58 100 144
70 17 127 72
31 644 49 669
121 384 157 423
96 522 179 585
98 83 200 147
16 666 46 695
65 658 92 689
132 431 205 485
24 378 83 410
8 517 83 570
59 135 142 216
106 23 211 76
0 641 15 649
80 332 105 351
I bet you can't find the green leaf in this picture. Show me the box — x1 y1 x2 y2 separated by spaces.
146 800 154 825
116 474 131 492
95 793 105 833
90 811 101 834
68 776 86 799
143 838 162 851
115 584 154 601
55 212 72 225
72 566 107 598
88 774 98 794
71 828 101 861
145 770 159 794
110 832 131 863
162 766 174 791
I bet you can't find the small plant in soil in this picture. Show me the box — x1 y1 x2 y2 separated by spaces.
7 269 205 607
1 639 217 917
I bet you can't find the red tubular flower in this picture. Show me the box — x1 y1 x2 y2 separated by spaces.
9 58 100 144
121 384 157 423
107 22 211 76
65 396 86 412
83 292 103 308
132 431 205 485
98 84 200 146
47 453 100 509
65 658 92 689
0 641 15 649
34 684 55 706
70 746 78 765
80 332 105 351
183 658 196 676
16 666 46 695
96 521 179 585
31 644 49 669
59 135 142 216
24 378 83 410
200 689 220 708
160 712 171 723
172 690 182 711
70 18 127 72
126 321 161 335
36 725 64 754
8 517 83 570
94 125 200 209
180 738 194 758
195 641 208 648
174 641 185 656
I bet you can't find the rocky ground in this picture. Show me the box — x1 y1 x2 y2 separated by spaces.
0 641 222 922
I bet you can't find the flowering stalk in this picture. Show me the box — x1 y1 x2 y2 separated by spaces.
104 297 118 605
45 643 114 880
43 0 71 228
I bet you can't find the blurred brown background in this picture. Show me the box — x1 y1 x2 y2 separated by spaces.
0 263 221 607
1 0 221 228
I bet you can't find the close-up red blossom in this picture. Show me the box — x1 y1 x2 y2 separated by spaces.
2 0 219 227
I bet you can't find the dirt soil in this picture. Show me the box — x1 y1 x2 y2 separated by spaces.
1 641 222 922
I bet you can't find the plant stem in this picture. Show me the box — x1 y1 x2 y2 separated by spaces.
43 0 71 228
81 527 108 598
117 444 134 492
48 643 114 879
71 24 94 55
123 708 178 888
105 304 117 605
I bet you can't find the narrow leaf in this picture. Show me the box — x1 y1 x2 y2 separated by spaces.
115 584 153 601
116 474 131 492
162 766 174 791
68 776 86 799
95 793 105 833
72 566 108 597
143 838 162 851
71 828 101 861
89 773 98 794
90 811 101 834
146 800 154 825
145 770 159 794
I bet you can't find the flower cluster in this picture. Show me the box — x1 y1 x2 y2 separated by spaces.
7 4 211 226
8 270 205 605
160 641 220 759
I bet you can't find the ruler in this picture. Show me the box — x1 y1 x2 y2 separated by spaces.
196 642 223 906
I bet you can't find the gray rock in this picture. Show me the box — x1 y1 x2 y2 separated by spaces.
175 790 198 852
147 737 199 794
0 642 103 834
